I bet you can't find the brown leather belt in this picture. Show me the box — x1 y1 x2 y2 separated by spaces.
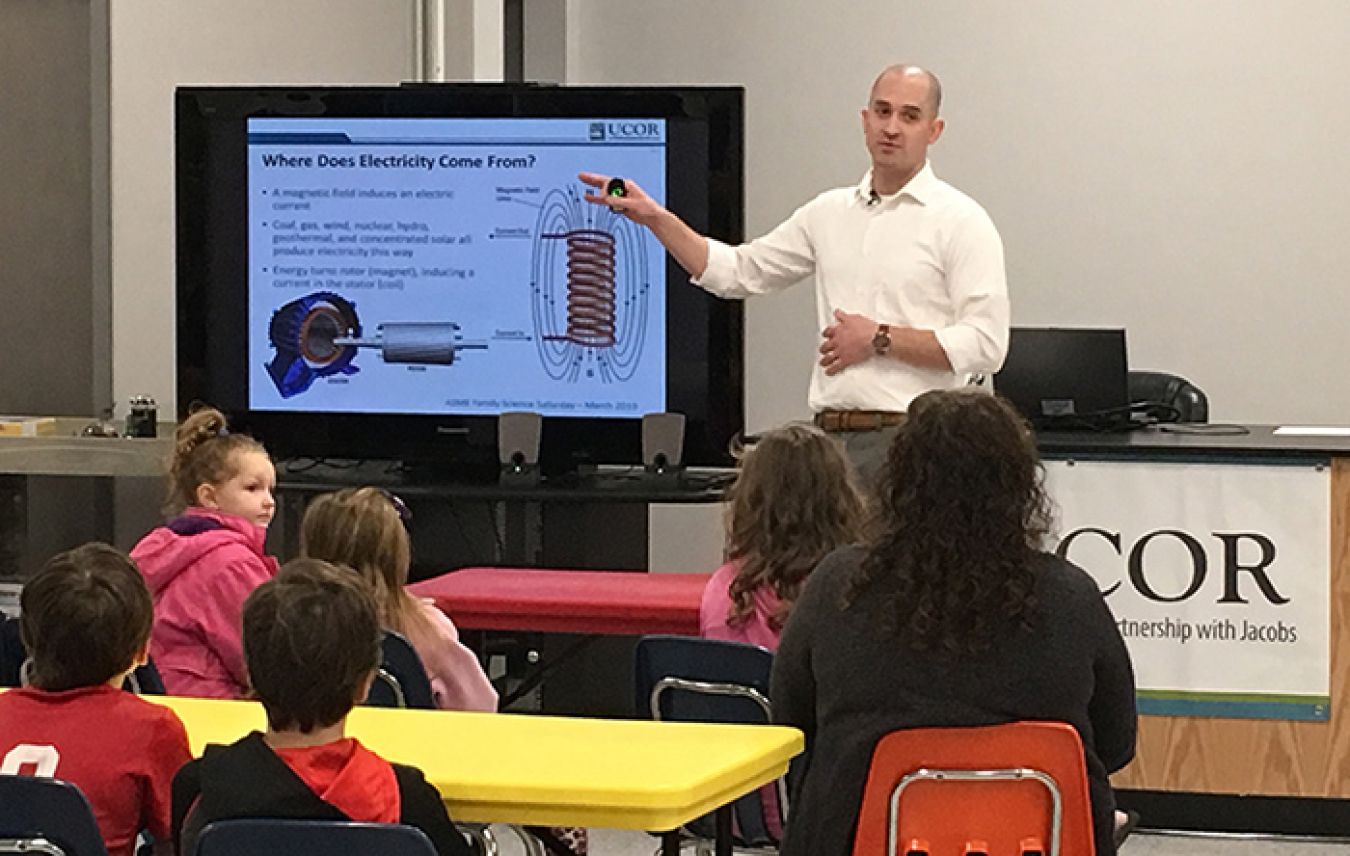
814 409 907 432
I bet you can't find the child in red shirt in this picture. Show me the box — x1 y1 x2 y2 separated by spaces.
171 559 474 856
0 543 193 856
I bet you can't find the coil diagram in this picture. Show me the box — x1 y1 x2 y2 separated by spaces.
561 229 617 348
531 185 651 382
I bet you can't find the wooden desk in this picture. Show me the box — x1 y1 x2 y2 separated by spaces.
157 696 801 849
409 567 710 636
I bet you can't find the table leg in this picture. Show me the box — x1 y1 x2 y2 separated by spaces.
715 803 733 856
660 829 681 856
498 634 597 708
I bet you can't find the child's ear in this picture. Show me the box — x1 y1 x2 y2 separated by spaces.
195 482 218 509
354 669 377 704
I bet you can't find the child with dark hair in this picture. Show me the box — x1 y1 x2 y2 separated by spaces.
0 543 192 856
700 423 868 650
131 405 279 699
771 390 1136 856
170 558 474 856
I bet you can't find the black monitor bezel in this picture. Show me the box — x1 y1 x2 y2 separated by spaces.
176 83 744 474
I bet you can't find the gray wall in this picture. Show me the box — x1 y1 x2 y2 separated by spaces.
0 0 107 416
562 0 1350 572
109 0 422 417
567 0 1350 430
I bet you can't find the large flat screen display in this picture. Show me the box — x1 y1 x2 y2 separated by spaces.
177 85 744 473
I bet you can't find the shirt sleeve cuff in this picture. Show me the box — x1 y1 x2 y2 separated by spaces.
934 326 985 377
690 238 737 296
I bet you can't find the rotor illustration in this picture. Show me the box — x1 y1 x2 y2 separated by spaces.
266 291 485 398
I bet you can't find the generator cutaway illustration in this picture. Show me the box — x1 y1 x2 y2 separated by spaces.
531 185 652 383
266 291 485 398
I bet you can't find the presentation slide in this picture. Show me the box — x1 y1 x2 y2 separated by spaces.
245 117 668 419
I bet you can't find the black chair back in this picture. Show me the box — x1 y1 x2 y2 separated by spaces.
124 659 166 695
1 616 22 687
634 634 780 847
365 630 436 709
1128 370 1209 423
1 615 163 694
0 775 110 856
195 819 436 856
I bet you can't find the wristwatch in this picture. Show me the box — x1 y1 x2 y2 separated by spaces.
871 323 892 357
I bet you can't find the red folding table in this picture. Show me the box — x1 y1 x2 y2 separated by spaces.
409 567 712 711
409 567 711 636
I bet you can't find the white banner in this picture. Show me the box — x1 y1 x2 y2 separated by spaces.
1045 458 1330 720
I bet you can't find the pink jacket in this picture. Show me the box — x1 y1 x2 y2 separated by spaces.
699 560 784 651
130 509 278 699
403 599 498 712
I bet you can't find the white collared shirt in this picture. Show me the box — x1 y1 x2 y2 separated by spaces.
694 162 1009 413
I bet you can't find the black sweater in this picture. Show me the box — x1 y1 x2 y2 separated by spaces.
171 732 474 856
770 548 1137 856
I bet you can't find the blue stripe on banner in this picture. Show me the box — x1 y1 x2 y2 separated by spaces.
1138 696 1330 721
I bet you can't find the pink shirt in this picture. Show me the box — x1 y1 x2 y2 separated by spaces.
130 509 279 699
699 560 784 651
402 598 498 712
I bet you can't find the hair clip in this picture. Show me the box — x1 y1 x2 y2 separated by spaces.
377 488 412 524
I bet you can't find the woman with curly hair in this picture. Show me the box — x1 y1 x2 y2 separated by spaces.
699 423 868 650
770 389 1137 856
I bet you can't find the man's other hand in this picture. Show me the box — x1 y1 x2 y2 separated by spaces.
820 309 881 375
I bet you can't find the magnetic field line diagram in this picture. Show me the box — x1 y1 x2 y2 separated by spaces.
531 182 652 383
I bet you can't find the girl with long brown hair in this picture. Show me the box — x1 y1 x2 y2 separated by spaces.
300 487 496 713
699 423 867 649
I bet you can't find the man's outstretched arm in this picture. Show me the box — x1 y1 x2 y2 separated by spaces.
578 172 709 277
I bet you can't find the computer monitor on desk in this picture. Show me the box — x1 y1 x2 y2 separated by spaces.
994 327 1130 431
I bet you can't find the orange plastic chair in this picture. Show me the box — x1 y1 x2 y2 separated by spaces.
851 722 1095 856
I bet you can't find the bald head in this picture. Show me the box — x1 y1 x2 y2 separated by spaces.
871 65 942 116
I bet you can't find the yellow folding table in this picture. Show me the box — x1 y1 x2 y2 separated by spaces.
158 696 802 855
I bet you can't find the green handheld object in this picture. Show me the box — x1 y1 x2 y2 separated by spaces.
606 177 627 197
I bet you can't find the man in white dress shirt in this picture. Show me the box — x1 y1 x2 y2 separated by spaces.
581 64 1009 488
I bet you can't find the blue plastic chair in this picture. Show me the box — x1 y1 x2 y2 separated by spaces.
365 630 436 709
358 634 502 854
0 775 110 856
123 659 165 695
195 819 436 856
634 634 782 849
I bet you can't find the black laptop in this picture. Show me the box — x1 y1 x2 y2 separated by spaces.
994 327 1130 430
